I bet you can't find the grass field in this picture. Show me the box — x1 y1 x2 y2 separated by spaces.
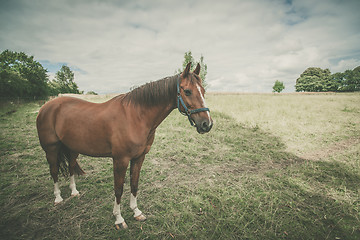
1 93 359 239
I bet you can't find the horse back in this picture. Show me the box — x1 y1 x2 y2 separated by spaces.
37 97 112 155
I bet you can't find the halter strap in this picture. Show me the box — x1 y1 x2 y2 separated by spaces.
176 75 210 126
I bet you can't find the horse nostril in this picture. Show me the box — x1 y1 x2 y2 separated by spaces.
201 121 209 131
197 119 212 134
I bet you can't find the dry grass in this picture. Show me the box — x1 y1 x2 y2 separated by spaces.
206 92 360 155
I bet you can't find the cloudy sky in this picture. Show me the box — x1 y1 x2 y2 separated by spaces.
1 0 359 93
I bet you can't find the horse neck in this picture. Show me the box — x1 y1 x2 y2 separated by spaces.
113 76 178 129
138 102 175 130
109 95 176 131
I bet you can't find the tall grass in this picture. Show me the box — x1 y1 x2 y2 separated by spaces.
0 93 359 239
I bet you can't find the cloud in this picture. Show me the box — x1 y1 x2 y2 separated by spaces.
1 0 359 93
332 58 360 73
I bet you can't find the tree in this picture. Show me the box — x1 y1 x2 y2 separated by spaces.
341 67 360 92
351 66 360 91
272 80 285 93
0 50 49 98
328 72 344 91
296 66 360 92
48 65 81 95
86 91 98 95
295 67 331 92
177 51 208 90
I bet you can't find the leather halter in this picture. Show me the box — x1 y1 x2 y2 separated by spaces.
176 75 210 126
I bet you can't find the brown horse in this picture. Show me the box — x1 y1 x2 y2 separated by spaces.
36 62 212 229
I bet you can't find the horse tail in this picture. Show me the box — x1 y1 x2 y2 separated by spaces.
57 144 70 178
58 143 85 177
73 161 86 176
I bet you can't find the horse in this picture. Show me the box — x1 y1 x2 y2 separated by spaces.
36 62 213 229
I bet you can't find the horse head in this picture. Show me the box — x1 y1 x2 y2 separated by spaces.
178 62 213 134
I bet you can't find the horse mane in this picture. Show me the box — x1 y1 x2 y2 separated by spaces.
122 74 180 107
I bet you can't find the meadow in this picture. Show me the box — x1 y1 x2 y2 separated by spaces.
0 92 359 239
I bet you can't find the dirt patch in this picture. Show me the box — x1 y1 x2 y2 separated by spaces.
300 137 360 161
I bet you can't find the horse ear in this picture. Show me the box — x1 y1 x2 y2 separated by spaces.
193 63 201 75
181 62 191 78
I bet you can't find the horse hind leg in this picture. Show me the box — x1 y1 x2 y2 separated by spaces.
46 145 63 204
68 151 85 197
69 175 79 197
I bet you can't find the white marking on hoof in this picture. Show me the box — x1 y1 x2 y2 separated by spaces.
130 193 145 220
130 193 137 210
115 222 128 230
54 182 63 205
54 196 63 205
71 189 80 197
69 175 79 197
113 197 126 228
134 213 147 222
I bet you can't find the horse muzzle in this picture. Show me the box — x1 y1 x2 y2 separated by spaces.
196 118 213 134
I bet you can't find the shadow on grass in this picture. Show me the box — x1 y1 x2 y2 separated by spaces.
0 104 359 239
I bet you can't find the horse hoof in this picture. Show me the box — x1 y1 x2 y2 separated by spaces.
54 197 63 205
115 222 128 230
71 192 80 197
134 214 147 222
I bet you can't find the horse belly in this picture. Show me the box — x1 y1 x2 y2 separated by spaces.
56 116 112 157
62 135 112 157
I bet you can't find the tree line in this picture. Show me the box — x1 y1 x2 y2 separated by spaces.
2 49 358 97
1 49 207 100
0 50 82 99
295 66 360 92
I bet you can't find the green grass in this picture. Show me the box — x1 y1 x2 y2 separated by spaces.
1 93 359 239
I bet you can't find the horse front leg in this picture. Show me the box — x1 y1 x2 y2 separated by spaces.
113 156 130 230
130 154 147 222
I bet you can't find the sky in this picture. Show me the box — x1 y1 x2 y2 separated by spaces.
1 0 360 94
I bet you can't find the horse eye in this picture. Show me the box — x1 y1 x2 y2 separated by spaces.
184 89 192 96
